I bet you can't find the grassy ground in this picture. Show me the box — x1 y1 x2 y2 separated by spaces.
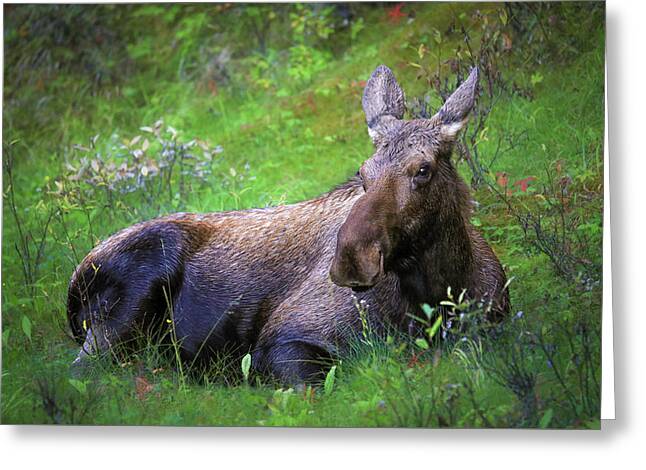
2 3 604 427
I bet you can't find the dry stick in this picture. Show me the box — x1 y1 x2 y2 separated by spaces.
566 327 591 411
56 209 82 268
576 321 599 415
584 324 601 402
166 146 179 203
33 206 54 277
536 331 579 415
526 2 550 44
561 321 589 414
484 170 577 279
5 153 34 290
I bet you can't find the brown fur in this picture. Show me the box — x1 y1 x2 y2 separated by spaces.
67 65 509 383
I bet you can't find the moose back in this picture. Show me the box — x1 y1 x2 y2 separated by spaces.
67 65 510 383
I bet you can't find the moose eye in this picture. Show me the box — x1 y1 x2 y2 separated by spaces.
415 165 431 179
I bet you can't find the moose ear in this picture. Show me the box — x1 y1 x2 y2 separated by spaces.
435 67 479 141
362 65 405 144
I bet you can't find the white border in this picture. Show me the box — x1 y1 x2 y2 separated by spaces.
601 52 615 420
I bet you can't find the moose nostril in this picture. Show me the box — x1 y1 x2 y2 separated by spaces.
351 285 370 293
330 230 387 288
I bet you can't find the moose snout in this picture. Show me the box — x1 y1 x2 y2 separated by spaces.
331 190 394 290
330 242 383 289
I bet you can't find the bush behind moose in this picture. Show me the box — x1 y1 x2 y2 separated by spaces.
2 3 603 427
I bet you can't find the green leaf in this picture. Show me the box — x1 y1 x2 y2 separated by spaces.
69 378 87 396
21 315 32 341
324 365 337 396
499 8 508 26
417 43 426 60
241 353 252 383
415 338 429 350
421 303 433 319
2 328 10 347
428 315 443 339
433 28 442 44
539 408 554 428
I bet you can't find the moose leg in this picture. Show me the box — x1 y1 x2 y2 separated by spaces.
68 220 190 374
254 340 332 385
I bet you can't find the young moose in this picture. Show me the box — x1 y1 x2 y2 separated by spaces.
68 65 509 383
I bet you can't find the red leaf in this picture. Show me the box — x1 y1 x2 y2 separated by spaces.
407 352 420 368
559 175 572 190
387 3 407 23
496 171 509 188
135 376 154 400
512 176 536 192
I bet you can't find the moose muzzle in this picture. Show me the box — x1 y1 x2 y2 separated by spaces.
330 191 393 290
330 239 384 289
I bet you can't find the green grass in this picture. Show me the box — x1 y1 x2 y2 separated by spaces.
2 3 604 428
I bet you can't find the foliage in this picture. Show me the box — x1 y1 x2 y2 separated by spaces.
53 120 224 215
3 4 136 90
2 2 604 428
3 141 54 295
406 4 603 284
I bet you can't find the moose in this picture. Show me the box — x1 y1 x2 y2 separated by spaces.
67 65 510 383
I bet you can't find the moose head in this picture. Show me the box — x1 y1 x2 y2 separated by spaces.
330 64 479 289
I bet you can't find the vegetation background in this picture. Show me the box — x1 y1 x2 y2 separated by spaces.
2 2 604 428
